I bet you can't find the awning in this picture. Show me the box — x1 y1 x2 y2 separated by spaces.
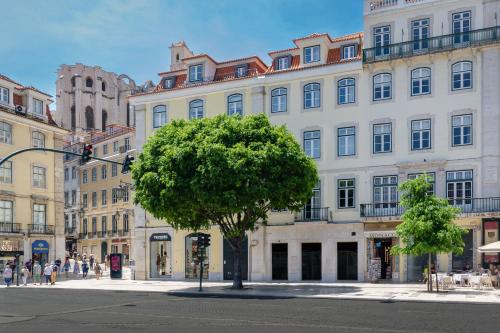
478 241 500 253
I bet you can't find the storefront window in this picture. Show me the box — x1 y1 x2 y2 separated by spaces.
185 233 209 279
452 229 474 271
150 233 172 278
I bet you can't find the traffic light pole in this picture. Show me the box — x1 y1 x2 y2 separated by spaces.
0 147 124 167
199 248 204 292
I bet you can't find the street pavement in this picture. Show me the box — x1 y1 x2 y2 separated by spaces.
0 287 498 333
5 267 499 304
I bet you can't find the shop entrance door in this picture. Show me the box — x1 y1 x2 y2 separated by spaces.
302 243 322 280
452 229 473 270
272 243 288 280
337 242 358 280
375 239 393 279
223 238 248 280
101 242 108 263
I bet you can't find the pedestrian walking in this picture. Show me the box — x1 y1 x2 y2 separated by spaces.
21 266 30 286
89 256 94 271
43 264 52 285
82 260 89 279
3 265 13 287
55 258 62 276
63 258 70 278
50 263 58 285
25 259 32 275
94 261 102 280
32 261 42 285
73 260 80 277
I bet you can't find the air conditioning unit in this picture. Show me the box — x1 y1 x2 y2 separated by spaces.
15 105 27 115
119 146 126 153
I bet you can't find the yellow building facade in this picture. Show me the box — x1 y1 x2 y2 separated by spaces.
0 74 67 274
77 125 135 265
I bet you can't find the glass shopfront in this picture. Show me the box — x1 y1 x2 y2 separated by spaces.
150 233 172 278
185 234 209 279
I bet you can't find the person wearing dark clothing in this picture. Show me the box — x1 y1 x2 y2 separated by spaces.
82 260 89 279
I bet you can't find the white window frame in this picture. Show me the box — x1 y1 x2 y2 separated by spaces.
101 165 107 179
0 122 12 144
32 166 46 188
227 94 243 116
338 78 355 104
271 88 287 113
342 45 356 59
304 45 320 63
33 204 46 226
411 67 431 96
276 56 290 70
411 119 431 150
374 26 391 57
101 189 107 206
32 131 45 148
373 176 398 208
452 114 473 146
373 73 392 101
304 83 320 109
0 87 9 104
0 200 13 224
337 127 355 156
304 130 321 159
412 18 430 51
373 123 392 154
452 61 472 91
33 98 43 116
189 99 204 119
153 105 167 128
0 161 12 184
189 64 203 82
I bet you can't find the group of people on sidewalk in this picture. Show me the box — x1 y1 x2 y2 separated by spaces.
2 254 108 287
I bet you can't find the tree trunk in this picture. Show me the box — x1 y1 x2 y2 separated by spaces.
232 241 243 289
435 259 439 293
428 253 432 292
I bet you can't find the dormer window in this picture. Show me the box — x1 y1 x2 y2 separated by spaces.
33 98 43 116
276 56 290 70
342 45 356 60
0 87 8 104
304 45 320 63
189 64 203 82
235 64 248 78
163 77 175 89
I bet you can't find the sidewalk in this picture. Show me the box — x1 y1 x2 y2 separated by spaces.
6 270 499 304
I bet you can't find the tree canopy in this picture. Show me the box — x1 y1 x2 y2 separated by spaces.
392 174 466 257
131 114 319 287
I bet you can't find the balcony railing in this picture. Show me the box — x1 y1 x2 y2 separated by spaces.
28 224 55 235
64 226 76 235
363 26 500 64
0 223 22 233
78 232 87 240
294 207 330 222
361 197 500 218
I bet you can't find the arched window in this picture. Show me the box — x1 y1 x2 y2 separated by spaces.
70 105 76 130
189 100 204 119
101 81 106 92
411 68 431 96
176 53 180 61
0 121 12 144
452 61 472 91
85 106 95 130
227 94 243 116
304 83 320 109
71 76 76 87
271 88 287 113
32 131 45 148
337 78 355 104
85 77 93 88
153 105 167 128
102 110 108 131
373 73 392 101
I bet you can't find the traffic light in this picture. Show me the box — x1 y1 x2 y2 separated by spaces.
197 234 205 249
81 144 93 163
121 155 135 174
203 234 211 248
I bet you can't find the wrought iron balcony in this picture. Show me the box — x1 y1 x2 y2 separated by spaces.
28 224 55 235
64 226 76 235
294 207 330 222
78 233 87 240
363 26 500 64
0 223 21 234
361 197 500 218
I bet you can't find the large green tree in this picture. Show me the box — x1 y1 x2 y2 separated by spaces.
131 114 318 288
391 175 466 292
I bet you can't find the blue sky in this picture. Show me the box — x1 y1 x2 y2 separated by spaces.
0 0 363 104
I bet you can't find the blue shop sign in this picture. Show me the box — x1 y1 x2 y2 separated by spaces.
32 240 49 254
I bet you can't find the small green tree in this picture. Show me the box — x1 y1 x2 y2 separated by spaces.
132 114 318 289
391 175 466 292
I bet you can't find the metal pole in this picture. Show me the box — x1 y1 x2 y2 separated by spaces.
15 254 20 286
199 248 204 292
0 147 124 167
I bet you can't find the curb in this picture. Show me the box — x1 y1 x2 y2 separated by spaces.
166 290 500 305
